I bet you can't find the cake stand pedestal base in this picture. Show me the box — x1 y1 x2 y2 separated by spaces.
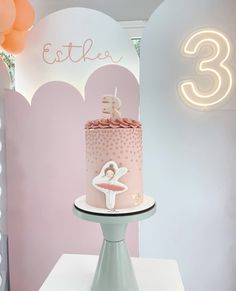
73 195 156 291
91 223 138 291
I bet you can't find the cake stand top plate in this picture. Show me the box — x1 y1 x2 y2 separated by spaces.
73 195 156 224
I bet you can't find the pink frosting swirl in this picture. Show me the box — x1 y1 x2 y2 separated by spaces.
85 118 141 129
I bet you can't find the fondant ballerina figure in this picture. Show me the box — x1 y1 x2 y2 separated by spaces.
92 161 128 210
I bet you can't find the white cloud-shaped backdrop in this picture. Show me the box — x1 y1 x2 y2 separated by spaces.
15 7 139 103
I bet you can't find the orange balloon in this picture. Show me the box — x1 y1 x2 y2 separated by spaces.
0 33 5 45
0 0 16 32
13 0 35 31
1 29 26 54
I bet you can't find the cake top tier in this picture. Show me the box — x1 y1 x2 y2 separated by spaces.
85 118 141 129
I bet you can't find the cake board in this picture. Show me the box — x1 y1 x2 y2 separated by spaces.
73 195 156 291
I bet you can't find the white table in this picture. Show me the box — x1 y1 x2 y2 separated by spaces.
39 254 185 291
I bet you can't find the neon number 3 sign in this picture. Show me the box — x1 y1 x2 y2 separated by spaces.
179 29 233 110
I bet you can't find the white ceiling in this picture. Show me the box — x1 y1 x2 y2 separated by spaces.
31 0 163 22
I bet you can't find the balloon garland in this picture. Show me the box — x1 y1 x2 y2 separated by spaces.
0 0 35 54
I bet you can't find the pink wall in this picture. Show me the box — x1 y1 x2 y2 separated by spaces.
5 65 140 291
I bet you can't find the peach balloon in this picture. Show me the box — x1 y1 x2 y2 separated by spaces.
0 33 5 45
1 29 26 54
13 0 35 31
0 0 16 32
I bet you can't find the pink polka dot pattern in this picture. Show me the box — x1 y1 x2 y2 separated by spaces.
86 127 143 209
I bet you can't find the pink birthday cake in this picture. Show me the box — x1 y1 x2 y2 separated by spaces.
85 118 143 210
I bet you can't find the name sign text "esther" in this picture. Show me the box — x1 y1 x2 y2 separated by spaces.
42 38 123 65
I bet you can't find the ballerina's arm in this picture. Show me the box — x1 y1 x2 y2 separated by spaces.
114 167 128 181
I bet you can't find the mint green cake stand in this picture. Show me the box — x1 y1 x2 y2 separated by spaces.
73 195 156 291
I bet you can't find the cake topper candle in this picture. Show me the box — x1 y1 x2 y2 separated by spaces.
102 87 122 118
